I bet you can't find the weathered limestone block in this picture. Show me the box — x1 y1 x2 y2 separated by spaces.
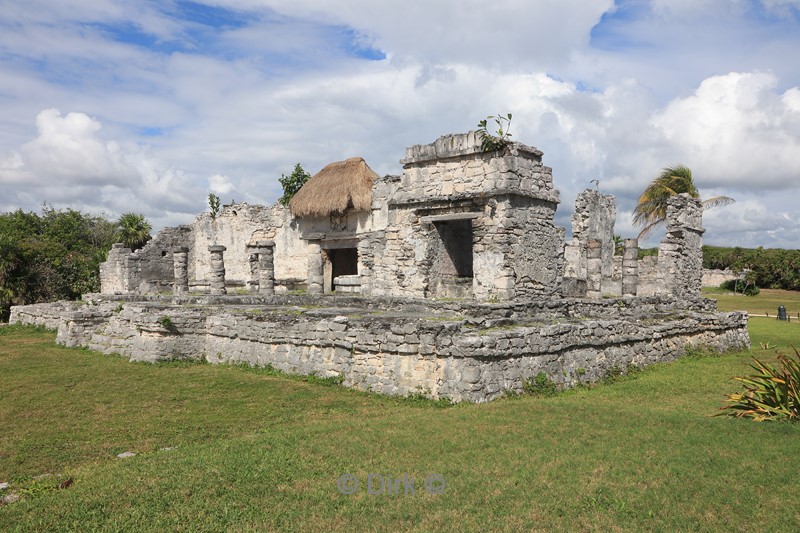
586 239 603 299
172 247 189 294
622 238 639 297
208 245 227 295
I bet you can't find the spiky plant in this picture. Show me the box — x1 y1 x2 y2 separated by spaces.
633 165 735 239
716 347 800 421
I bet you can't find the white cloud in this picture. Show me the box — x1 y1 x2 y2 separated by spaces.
651 72 800 190
10 109 137 185
208 174 235 195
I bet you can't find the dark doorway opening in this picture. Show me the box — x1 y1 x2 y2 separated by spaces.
330 247 359 279
435 219 473 278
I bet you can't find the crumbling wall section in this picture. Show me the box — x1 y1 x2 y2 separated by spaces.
99 244 139 294
563 189 617 296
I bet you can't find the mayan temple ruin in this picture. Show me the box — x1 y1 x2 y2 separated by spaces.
10 132 750 402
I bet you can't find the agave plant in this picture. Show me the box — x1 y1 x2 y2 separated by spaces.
717 347 800 421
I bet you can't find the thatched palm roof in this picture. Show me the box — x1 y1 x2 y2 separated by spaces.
289 157 378 218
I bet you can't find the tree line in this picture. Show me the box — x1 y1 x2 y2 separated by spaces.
0 207 151 321
703 245 800 291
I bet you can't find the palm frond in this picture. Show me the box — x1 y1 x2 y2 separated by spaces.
702 195 736 210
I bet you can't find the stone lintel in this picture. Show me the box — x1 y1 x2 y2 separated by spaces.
301 232 326 241
420 212 482 224
208 245 227 252
173 246 189 253
247 240 275 249
320 238 359 250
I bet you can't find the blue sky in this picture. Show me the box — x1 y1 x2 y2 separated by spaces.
1 0 799 248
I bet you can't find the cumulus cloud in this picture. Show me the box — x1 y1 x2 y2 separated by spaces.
5 109 137 185
1 1 800 249
651 72 800 190
0 108 207 226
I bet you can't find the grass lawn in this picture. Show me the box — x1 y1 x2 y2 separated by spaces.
704 287 800 318
1 295 799 531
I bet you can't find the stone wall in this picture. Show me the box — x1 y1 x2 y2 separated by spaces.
10 294 749 403
703 269 740 287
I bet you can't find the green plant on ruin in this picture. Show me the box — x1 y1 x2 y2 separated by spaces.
208 193 221 220
158 315 175 331
522 372 559 397
477 113 513 152
716 347 800 422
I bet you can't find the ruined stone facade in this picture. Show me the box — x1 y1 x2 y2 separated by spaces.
11 132 749 403
563 189 617 296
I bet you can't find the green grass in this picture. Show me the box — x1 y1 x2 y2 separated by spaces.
705 287 800 318
1 319 799 531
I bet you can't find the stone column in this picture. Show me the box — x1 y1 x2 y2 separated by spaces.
586 239 603 299
257 241 276 295
306 237 324 295
208 245 227 295
622 238 639 297
246 253 259 293
172 246 189 294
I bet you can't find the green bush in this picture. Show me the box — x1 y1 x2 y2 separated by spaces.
523 372 559 397
717 347 800 421
720 279 760 296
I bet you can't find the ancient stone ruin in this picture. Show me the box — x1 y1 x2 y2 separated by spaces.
10 132 750 402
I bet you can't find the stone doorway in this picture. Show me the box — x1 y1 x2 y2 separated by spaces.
322 242 359 293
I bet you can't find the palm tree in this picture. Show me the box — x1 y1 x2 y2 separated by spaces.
117 213 152 251
633 165 735 239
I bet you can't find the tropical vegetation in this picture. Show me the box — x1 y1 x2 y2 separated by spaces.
116 212 152 250
0 207 150 321
633 164 735 239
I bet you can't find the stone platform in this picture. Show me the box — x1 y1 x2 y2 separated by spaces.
10 293 749 403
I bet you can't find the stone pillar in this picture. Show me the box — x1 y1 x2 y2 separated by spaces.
586 239 603 299
622 238 639 297
258 241 276 295
172 247 189 294
658 194 705 299
208 245 227 295
306 237 324 295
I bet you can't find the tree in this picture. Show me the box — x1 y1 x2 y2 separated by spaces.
117 213 152 251
633 165 734 239
278 163 311 206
